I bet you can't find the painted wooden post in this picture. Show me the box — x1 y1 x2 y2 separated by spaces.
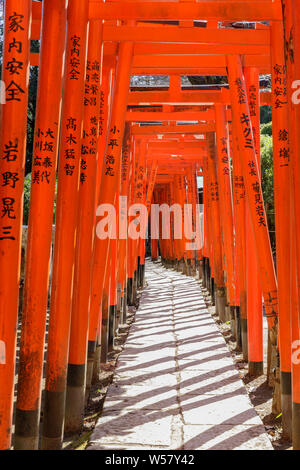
215 105 236 310
282 0 300 448
0 0 32 450
90 39 134 364
41 0 89 450
88 64 113 384
270 19 292 435
292 2 300 446
14 0 67 450
227 55 278 382
206 132 226 320
244 67 263 377
64 19 103 435
230 124 246 353
118 123 131 323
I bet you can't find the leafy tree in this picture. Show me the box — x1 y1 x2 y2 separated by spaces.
188 76 228 86
260 133 275 251
260 105 272 124
26 66 39 175
261 121 272 136
26 39 40 175
23 173 32 225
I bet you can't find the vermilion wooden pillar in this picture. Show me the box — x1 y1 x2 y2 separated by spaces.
88 64 113 384
293 4 300 447
101 249 111 363
244 67 263 377
173 175 186 272
206 132 226 320
133 140 146 288
128 138 140 304
151 237 159 260
271 19 292 437
65 19 103 435
230 124 247 353
42 0 89 450
145 160 158 265
169 182 177 266
185 167 198 274
127 140 136 302
118 123 131 323
215 105 236 311
108 215 118 353
202 158 210 290
91 39 134 364
168 182 174 264
228 131 241 314
138 146 149 286
185 169 193 273
282 0 300 449
191 168 202 271
0 0 31 450
169 182 176 264
14 0 67 450
227 55 278 383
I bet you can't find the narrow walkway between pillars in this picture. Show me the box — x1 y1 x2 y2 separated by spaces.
88 260 273 451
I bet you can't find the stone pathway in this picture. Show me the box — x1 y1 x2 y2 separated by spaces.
88 260 273 451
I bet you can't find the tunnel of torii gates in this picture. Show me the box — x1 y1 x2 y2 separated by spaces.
1 0 300 452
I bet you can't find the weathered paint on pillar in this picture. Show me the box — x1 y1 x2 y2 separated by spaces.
0 0 32 450
15 0 67 450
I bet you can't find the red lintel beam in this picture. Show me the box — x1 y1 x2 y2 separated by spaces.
126 109 231 122
28 55 272 77
131 66 270 76
150 154 205 160
132 54 270 70
32 1 281 23
148 150 206 158
156 160 203 165
129 90 228 105
31 20 271 49
128 90 271 106
129 105 213 112
132 124 215 135
139 137 205 144
30 38 269 57
148 141 205 150
102 25 270 45
88 1 282 21
139 133 204 140
156 168 199 172
133 42 269 56
30 24 271 52
156 166 203 172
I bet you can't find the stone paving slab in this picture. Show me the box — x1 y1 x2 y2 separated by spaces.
88 261 273 451
183 424 272 450
179 369 246 396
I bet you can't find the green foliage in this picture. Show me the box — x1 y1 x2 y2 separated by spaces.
260 133 275 249
26 65 39 175
23 173 32 225
260 105 272 124
188 76 228 85
261 121 272 136
260 134 273 208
